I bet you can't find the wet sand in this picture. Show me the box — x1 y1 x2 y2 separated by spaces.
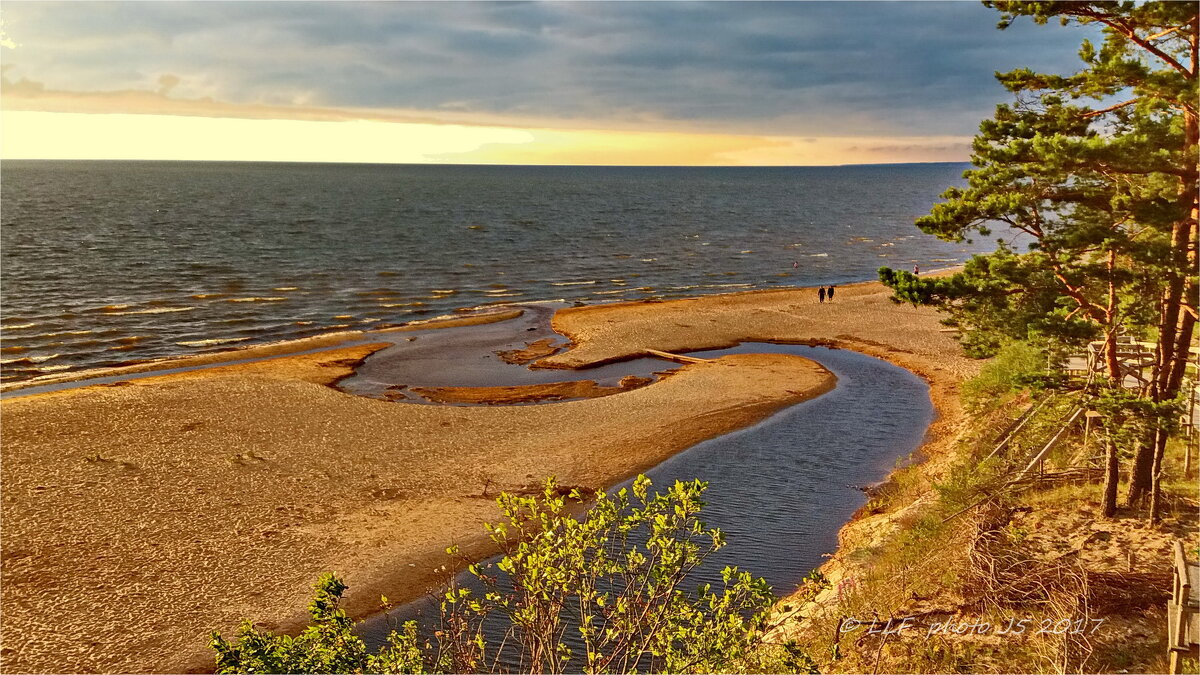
0 279 973 673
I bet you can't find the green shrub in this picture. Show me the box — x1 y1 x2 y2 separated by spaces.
211 476 784 674
961 340 1048 409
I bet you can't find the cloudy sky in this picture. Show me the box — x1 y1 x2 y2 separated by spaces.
0 1 1093 165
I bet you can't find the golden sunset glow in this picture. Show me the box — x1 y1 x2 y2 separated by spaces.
1 110 971 166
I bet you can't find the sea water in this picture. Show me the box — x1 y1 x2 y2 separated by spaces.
1 161 985 382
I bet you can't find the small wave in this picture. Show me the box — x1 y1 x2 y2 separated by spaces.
809 253 829 258
483 292 522 297
31 364 73 373
295 321 314 325
703 283 754 289
176 337 252 348
273 287 299 292
550 281 597 286
1 354 60 365
879 243 895 247
1 323 36 330
98 304 132 312
192 293 229 299
227 297 287 303
333 314 355 320
739 250 753 254
594 289 629 295
35 329 93 339
380 301 427 308
640 258 658 262
430 289 457 295
110 306 196 315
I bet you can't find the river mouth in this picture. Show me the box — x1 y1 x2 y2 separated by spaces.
336 303 679 403
356 343 933 654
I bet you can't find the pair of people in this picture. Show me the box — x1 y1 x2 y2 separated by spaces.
818 285 836 303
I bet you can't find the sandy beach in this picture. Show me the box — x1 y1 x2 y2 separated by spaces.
0 279 974 673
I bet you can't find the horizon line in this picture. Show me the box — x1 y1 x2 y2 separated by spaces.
1 158 973 169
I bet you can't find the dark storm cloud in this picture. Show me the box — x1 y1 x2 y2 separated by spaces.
0 1 1092 135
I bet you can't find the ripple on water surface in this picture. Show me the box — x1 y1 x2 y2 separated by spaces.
2 161 993 383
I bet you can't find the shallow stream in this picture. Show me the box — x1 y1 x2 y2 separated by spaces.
356 340 934 656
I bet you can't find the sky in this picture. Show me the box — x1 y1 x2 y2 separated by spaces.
0 1 1094 166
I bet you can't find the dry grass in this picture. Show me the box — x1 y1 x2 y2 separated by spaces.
772 390 1198 675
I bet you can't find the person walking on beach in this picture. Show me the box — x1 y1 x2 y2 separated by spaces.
913 264 920 275
828 285 836 302
818 286 826 303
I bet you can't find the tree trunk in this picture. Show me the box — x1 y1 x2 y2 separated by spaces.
1102 329 1121 383
1128 437 1154 506
1149 426 1168 523
1102 434 1120 518
1128 104 1197 507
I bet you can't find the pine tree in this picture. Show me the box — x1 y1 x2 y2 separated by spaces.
882 1 1197 518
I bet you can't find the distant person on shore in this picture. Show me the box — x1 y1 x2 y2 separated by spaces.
913 264 920 275
818 287 826 303
828 285 836 302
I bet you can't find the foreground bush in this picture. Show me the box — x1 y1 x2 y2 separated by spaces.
211 476 786 674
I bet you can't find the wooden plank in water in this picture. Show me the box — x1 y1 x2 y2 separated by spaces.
644 349 710 364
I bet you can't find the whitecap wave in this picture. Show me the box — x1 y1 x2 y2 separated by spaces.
109 306 196 315
1 353 60 365
176 337 252 347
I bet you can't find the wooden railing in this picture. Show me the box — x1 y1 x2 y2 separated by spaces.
1168 540 1199 674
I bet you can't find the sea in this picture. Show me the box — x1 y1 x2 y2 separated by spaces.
0 160 987 384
